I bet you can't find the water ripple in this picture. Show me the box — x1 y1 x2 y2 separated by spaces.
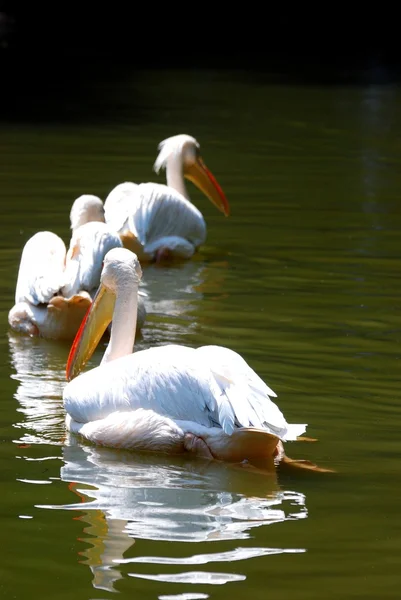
39 442 308 543
159 594 209 600
8 304 309 594
120 546 305 564
128 570 246 585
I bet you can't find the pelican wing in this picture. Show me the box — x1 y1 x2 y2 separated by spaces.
133 183 206 249
195 345 305 440
104 182 140 234
15 231 66 305
63 344 305 441
62 222 122 298
104 182 206 257
64 345 215 427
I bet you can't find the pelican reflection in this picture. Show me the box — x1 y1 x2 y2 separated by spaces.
40 440 307 592
9 311 307 596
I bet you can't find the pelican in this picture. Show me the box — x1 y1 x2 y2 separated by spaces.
8 195 146 341
103 134 230 263
64 248 331 472
69 193 105 230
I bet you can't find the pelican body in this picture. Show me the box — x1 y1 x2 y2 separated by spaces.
104 134 230 263
9 195 146 341
63 248 329 471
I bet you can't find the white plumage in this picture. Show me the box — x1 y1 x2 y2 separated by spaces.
105 182 206 261
153 134 192 173
9 195 146 340
62 221 123 298
65 344 302 441
103 134 229 262
69 194 105 231
64 248 306 466
14 231 67 306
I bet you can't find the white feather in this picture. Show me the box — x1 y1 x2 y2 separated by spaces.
61 222 123 298
132 183 206 249
103 134 208 261
10 203 147 341
153 134 199 174
69 195 105 231
66 409 185 452
103 182 139 234
64 343 305 442
63 248 305 460
14 231 66 305
104 182 206 260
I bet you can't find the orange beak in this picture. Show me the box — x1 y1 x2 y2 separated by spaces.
184 157 230 216
66 283 115 381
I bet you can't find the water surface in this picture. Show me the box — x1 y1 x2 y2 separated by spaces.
1 70 401 599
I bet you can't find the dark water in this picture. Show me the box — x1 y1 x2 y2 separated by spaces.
1 70 401 599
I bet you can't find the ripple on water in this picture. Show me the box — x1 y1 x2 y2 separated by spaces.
129 570 246 585
9 305 308 594
159 594 209 600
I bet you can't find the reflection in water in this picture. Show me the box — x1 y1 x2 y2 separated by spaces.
9 293 307 595
4 71 401 600
9 333 67 446
43 442 306 592
140 260 207 346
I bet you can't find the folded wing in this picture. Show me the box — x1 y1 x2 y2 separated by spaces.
15 231 66 305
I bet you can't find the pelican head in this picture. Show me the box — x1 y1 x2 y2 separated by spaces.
70 195 105 231
154 134 230 216
66 247 142 381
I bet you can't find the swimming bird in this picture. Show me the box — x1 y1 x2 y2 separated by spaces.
8 195 146 340
69 193 105 230
103 134 230 263
63 247 328 471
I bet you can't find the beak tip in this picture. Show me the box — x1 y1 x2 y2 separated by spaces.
221 203 230 217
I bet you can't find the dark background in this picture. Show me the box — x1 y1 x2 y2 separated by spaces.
1 2 400 121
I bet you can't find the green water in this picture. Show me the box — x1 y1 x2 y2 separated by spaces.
1 70 401 599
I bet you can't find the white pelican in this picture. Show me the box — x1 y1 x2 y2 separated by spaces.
64 248 330 472
69 193 105 230
8 195 146 341
103 134 230 263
